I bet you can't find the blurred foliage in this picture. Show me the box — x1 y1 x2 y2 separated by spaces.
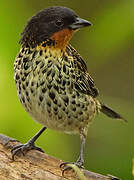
0 0 134 179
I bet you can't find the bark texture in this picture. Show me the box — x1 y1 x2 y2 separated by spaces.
0 134 119 180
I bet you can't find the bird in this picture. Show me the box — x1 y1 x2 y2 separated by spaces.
12 6 126 173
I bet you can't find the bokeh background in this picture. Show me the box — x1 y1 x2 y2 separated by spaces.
0 0 134 179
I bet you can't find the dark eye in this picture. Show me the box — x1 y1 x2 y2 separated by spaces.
55 19 64 27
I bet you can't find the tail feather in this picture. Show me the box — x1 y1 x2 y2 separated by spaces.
100 103 127 123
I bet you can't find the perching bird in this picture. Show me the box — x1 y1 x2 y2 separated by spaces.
12 6 126 173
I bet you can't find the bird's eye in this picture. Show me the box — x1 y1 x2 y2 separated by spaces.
55 19 64 27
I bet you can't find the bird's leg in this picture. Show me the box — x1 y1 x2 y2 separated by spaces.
75 134 85 167
11 126 47 160
60 134 86 174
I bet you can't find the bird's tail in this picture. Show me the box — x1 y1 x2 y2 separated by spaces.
100 102 127 122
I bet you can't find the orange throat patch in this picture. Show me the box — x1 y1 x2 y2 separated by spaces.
50 28 75 50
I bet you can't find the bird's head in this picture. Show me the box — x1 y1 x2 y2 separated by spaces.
20 6 91 49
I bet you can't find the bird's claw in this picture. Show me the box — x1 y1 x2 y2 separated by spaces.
11 142 44 160
60 161 84 176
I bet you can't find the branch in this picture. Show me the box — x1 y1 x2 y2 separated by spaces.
0 134 120 180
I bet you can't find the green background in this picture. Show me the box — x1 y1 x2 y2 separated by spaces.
0 0 134 179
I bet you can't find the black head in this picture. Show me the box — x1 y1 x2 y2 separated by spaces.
20 6 91 48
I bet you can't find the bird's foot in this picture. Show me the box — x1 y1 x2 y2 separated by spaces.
11 141 44 160
60 160 84 176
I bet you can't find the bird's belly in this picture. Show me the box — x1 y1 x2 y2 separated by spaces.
17 81 97 134
14 56 98 134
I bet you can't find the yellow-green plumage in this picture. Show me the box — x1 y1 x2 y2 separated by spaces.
14 42 100 137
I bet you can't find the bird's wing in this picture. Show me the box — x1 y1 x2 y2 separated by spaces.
67 44 99 98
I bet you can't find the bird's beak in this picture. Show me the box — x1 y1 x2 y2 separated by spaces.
69 17 92 30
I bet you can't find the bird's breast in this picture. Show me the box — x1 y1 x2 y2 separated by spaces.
14 46 97 135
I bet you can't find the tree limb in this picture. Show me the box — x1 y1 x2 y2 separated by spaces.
0 134 120 180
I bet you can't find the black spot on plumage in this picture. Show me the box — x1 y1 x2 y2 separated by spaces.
63 96 69 105
47 69 52 76
36 61 40 65
72 100 76 104
47 107 51 114
51 71 55 79
40 81 45 86
48 60 52 64
62 80 66 86
53 106 58 112
56 65 61 71
47 101 51 107
79 111 83 115
39 50 43 56
19 85 21 91
42 88 46 93
30 88 34 93
27 48 32 54
26 81 29 87
72 94 75 98
72 107 76 111
42 68 47 74
63 64 66 73
63 55 69 62
15 74 20 80
47 84 52 89
81 104 85 109
60 86 65 91
24 63 29 70
62 107 65 111
56 79 61 84
72 74 75 79
40 63 44 69
32 50 38 58
58 115 62 119
22 96 25 103
23 57 28 63
31 81 34 86
70 69 73 73
27 97 30 102
36 82 39 88
39 96 43 102
53 99 57 104
67 81 70 86
76 91 80 97
54 84 59 92
47 62 52 68
26 91 29 96
49 92 55 100
59 74 62 79
22 84 26 90
18 60 21 65
18 53 22 58
58 103 61 107
24 72 29 77
21 48 24 53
